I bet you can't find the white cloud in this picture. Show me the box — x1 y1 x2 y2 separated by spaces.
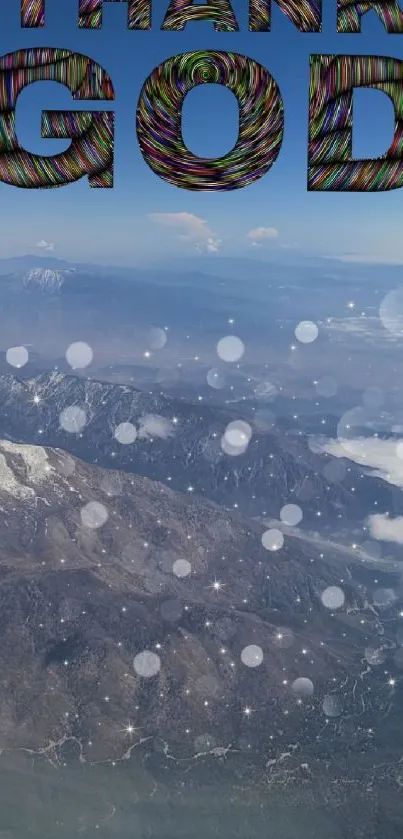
35 239 55 251
196 236 221 253
247 226 279 247
323 316 403 346
325 318 377 336
324 316 389 341
149 212 221 253
368 514 403 545
318 436 403 489
138 414 175 440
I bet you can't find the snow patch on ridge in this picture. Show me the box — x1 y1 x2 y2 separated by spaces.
22 267 74 291
0 440 53 498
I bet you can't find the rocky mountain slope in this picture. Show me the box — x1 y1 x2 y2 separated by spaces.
0 371 397 527
0 437 396 770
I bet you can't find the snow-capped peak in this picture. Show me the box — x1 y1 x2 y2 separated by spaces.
22 267 75 291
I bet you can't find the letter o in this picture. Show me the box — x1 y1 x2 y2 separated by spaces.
136 51 284 191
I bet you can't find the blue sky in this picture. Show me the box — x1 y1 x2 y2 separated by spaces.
1 0 403 264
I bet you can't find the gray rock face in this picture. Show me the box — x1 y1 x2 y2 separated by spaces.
0 438 390 768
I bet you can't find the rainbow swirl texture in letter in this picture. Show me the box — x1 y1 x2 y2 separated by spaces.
0 49 115 188
136 51 284 191
21 0 45 27
78 0 151 28
308 54 403 191
337 0 403 33
162 0 238 31
249 0 321 31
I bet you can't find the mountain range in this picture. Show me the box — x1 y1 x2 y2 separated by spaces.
0 370 398 527
0 254 401 824
0 435 393 771
0 367 397 778
0 252 396 407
